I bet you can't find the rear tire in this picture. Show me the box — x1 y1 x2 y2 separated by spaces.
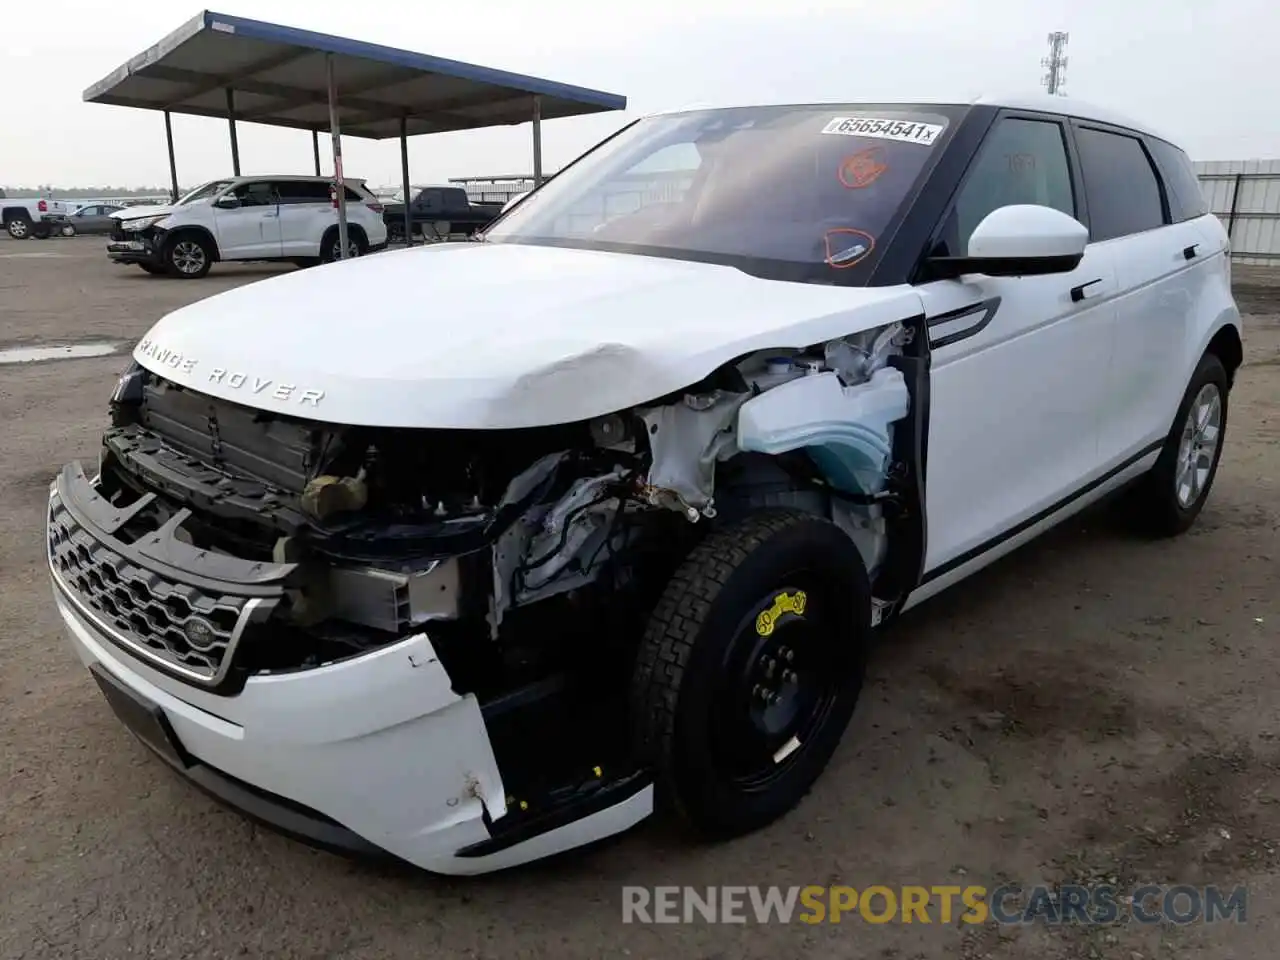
630 508 870 839
1127 352 1229 537
320 228 367 263
6 216 32 239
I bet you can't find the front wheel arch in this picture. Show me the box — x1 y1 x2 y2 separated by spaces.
163 227 220 261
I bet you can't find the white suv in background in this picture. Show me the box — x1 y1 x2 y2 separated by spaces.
106 175 388 278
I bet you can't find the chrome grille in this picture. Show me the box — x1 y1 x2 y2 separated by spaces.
48 497 250 681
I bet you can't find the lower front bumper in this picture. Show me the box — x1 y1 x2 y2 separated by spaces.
90 657 392 861
48 468 654 874
107 238 162 266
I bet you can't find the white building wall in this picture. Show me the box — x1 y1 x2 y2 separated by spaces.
1194 159 1280 266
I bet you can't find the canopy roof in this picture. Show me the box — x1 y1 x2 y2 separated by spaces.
83 10 627 139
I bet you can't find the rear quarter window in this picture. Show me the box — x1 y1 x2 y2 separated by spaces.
1147 139 1209 222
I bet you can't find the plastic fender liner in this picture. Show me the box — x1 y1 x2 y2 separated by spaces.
736 367 910 496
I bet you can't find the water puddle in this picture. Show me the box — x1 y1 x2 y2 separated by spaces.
0 341 121 365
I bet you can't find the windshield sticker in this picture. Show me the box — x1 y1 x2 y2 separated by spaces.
821 116 944 145
823 228 876 269
838 147 889 189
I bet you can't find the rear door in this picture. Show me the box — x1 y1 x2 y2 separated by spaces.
1071 124 1210 465
275 179 333 256
914 112 1119 577
212 180 282 258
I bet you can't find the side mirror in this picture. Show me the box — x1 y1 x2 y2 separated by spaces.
925 204 1088 279
213 195 240 209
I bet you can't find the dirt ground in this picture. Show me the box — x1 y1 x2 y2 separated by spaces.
0 236 1277 960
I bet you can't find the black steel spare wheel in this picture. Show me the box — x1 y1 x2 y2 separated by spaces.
630 508 871 838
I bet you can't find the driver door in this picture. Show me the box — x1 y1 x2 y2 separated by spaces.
913 113 1119 585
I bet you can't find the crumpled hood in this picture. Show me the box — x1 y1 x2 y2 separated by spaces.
114 202 179 220
133 242 923 429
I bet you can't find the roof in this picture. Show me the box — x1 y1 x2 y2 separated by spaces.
648 93 1174 144
83 10 626 139
200 173 369 183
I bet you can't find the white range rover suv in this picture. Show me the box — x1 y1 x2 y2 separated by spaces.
106 175 389 278
49 94 1242 875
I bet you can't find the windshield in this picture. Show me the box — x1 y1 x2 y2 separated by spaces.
484 104 956 282
176 180 235 205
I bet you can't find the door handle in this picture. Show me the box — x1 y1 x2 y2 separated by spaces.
1069 278 1103 302
1183 243 1199 260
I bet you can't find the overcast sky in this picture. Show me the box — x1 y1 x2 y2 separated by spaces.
2 0 1273 189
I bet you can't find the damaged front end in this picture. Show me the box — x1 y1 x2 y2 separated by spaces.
58 314 923 840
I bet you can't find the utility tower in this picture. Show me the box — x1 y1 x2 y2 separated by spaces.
1041 32 1069 95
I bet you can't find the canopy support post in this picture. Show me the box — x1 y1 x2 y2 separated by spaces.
531 95 543 188
164 110 180 203
326 54 349 259
225 88 240 176
312 130 321 176
399 117 412 247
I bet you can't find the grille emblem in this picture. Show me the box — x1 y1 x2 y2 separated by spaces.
183 617 217 651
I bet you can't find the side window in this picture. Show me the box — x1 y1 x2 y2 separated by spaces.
942 117 1075 254
276 181 330 203
232 181 278 207
1146 138 1208 223
441 189 470 214
418 189 443 213
1074 127 1165 241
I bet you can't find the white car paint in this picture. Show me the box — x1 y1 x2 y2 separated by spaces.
54 94 1244 876
113 175 388 263
133 241 925 429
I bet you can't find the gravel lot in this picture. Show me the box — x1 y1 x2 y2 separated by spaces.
1 236 1278 960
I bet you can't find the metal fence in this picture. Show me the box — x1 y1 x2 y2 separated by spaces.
1194 160 1280 265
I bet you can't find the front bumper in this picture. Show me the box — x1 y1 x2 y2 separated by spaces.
46 465 653 874
106 235 163 266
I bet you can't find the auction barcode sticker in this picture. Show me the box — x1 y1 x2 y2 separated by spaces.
820 116 944 145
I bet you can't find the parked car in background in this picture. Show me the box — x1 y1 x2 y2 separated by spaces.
106 175 388 278
382 185 503 241
3 196 71 239
49 95 1241 876
63 203 127 235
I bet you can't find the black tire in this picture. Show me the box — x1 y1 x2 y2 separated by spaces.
5 216 32 239
30 222 50 240
163 233 213 278
630 508 871 839
60 222 76 237
1128 352 1230 537
137 263 165 275
320 227 367 263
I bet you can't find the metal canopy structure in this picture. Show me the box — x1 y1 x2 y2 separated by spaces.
83 10 626 256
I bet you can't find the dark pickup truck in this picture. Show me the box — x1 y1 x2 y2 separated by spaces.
383 185 504 241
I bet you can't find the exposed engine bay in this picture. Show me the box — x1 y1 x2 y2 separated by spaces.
91 317 924 802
